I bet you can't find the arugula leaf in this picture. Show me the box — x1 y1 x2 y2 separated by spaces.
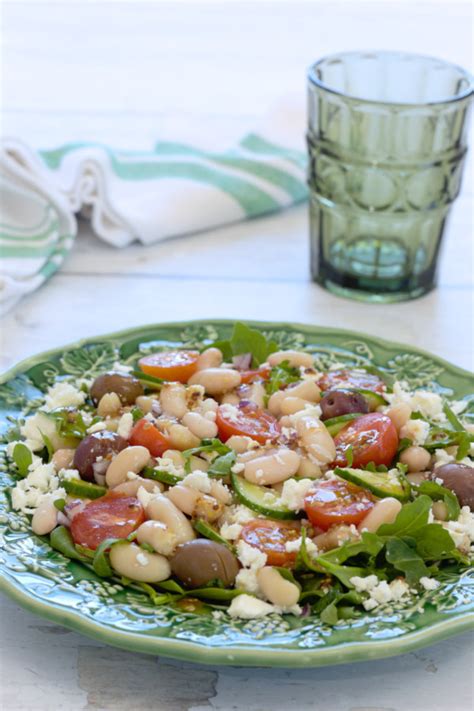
211 322 278 367
182 438 231 473
12 442 32 478
315 588 362 625
137 582 176 606
315 559 369 588
207 450 236 478
412 523 457 561
188 587 247 601
397 437 412 454
49 408 88 440
385 537 430 584
273 567 301 590
50 526 89 562
294 527 320 573
40 431 54 462
318 532 384 566
413 481 460 521
264 361 300 398
92 538 124 577
377 496 432 537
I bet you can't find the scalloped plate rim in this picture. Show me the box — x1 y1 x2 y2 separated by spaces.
1 318 473 668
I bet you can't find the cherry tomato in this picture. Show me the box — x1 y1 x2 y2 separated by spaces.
139 350 199 383
70 493 145 550
333 412 398 468
240 519 301 566
216 402 281 444
318 369 386 394
129 418 170 457
239 364 272 385
304 479 375 530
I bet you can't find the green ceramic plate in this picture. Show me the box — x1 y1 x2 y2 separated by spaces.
1 320 473 668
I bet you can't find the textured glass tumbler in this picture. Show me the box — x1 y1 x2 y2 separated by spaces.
308 51 473 302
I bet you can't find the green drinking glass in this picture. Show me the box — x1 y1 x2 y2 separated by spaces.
307 51 473 302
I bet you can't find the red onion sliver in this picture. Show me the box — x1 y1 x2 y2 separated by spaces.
232 353 252 370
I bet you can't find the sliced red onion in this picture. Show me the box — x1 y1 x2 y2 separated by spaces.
65 499 87 519
232 353 252 370
57 511 71 528
300 603 312 617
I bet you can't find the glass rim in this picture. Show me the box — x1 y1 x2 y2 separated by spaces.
308 50 474 108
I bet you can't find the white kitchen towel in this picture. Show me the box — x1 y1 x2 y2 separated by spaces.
0 126 307 314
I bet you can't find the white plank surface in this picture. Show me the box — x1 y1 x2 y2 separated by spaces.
1 1 474 709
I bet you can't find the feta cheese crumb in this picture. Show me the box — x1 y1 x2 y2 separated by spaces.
219 403 241 423
442 506 474 553
420 576 440 591
236 540 267 570
279 478 315 511
117 412 134 439
219 522 243 540
59 468 80 481
112 361 133 373
20 412 56 452
350 575 410 610
182 470 212 493
136 485 155 508
228 594 277 619
235 568 260 595
400 419 430 445
284 536 318 555
11 459 66 514
44 381 86 411
225 505 256 525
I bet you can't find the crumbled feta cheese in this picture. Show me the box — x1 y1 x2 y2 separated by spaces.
350 575 410 610
20 412 56 451
87 421 107 434
350 575 379 593
237 540 267 570
228 594 277 619
420 576 440 591
225 505 257 525
219 522 243 540
182 470 212 493
59 468 80 481
11 459 66 514
284 536 318 555
117 412 134 439
44 381 86 411
136 552 149 566
136 485 155 507
112 361 133 373
153 456 184 478
433 448 474 469
400 419 430 445
219 403 241 423
442 506 474 554
279 478 315 511
235 568 260 595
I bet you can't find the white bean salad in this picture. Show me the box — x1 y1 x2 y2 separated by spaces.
8 323 474 621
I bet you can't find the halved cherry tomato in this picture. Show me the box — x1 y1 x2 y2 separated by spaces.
70 493 145 550
304 479 375 531
239 364 272 384
240 519 301 566
139 350 199 383
129 418 170 457
216 402 281 444
333 412 398 468
318 369 386 393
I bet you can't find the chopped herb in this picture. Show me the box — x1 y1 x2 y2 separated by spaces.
11 442 32 478
210 322 278 367
264 361 300 398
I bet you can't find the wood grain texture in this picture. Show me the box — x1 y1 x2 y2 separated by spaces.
1 1 473 709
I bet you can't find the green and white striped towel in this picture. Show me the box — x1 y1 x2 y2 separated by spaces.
0 132 307 313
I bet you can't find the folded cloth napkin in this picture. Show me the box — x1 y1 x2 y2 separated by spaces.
0 128 307 313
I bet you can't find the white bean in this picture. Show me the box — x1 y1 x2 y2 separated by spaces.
52 448 76 472
189 455 209 472
297 456 323 479
257 566 300 607
109 542 171 582
135 520 177 556
167 424 200 450
135 395 156 414
31 498 57 535
226 435 257 454
105 445 150 487
314 524 359 551
201 398 218 413
358 498 402 533
286 380 321 402
246 382 266 408
113 476 163 496
280 396 308 415
196 347 223 370
146 494 195 544
160 382 188 418
385 403 412 431
97 392 122 417
166 485 199 515
432 500 448 521
162 449 185 468
194 494 224 522
244 448 300 485
220 392 240 405
267 350 314 368
210 479 232 504
268 390 286 416
188 368 241 395
181 411 218 439
399 446 431 473
296 415 336 465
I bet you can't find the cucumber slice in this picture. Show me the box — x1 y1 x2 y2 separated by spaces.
62 479 106 499
143 467 181 486
324 413 363 436
193 519 234 550
352 389 386 411
334 467 411 502
230 472 298 520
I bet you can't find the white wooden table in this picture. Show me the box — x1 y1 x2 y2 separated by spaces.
1 2 473 709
